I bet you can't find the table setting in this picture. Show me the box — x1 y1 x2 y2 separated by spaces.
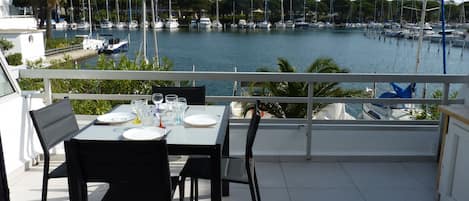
92 93 220 141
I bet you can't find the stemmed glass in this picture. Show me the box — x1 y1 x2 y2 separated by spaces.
152 93 164 112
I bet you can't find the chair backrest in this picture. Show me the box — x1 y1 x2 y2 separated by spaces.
152 86 206 105
30 99 79 155
65 139 173 201
245 100 261 159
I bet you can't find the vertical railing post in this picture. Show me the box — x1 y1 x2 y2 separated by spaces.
437 83 451 159
43 78 52 105
306 82 313 160
192 65 196 87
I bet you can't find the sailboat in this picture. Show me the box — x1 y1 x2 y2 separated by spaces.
294 0 309 28
114 0 126 29
230 0 238 28
247 0 256 29
285 0 295 28
100 0 113 28
77 0 90 29
68 0 78 30
151 0 164 29
275 0 286 28
164 0 179 29
212 0 223 28
127 0 139 29
258 0 272 29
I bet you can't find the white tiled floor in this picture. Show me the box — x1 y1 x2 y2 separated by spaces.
9 160 438 201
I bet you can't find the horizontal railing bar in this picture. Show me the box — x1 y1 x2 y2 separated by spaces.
19 69 469 83
52 93 464 105
230 118 438 125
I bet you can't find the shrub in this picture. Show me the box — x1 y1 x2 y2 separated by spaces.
6 53 23 66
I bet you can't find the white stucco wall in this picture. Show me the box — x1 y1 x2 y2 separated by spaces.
0 0 10 17
1 31 45 64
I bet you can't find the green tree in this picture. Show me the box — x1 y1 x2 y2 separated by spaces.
19 55 175 115
248 57 363 118
416 90 458 120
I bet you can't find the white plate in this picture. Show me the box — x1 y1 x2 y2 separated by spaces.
122 127 167 140
183 114 217 127
97 112 136 124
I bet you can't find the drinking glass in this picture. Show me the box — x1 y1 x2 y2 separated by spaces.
130 99 145 124
152 93 164 112
165 94 178 111
176 97 188 124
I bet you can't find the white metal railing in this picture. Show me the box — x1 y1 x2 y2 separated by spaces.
18 69 469 158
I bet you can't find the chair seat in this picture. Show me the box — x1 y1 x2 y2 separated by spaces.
48 162 67 178
180 157 250 184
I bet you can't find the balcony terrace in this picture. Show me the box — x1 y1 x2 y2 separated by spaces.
10 160 437 201
2 69 467 201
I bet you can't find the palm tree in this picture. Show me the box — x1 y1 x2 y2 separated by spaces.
45 0 61 39
247 57 363 118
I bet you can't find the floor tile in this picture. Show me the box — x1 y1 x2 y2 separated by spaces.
341 162 424 189
288 187 366 201
401 162 437 190
282 162 355 188
359 188 436 201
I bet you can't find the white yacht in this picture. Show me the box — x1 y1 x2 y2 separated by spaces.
127 20 139 29
114 22 126 29
54 19 68 30
99 37 129 54
199 17 212 29
100 19 113 29
69 22 78 30
285 20 295 28
247 21 256 29
77 21 90 30
165 18 179 29
238 19 247 28
212 20 222 29
140 20 149 28
257 21 272 29
152 19 164 29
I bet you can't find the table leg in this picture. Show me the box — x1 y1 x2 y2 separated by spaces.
211 145 222 201
222 123 230 196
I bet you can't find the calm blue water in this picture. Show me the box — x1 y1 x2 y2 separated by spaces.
53 28 469 97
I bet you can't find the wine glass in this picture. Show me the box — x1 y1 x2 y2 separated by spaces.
152 93 164 112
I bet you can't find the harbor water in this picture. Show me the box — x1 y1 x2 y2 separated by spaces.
53 28 469 98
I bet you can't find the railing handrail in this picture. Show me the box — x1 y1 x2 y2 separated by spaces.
19 69 469 83
18 69 469 159
44 45 83 56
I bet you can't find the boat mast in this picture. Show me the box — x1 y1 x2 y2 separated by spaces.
265 0 268 22
88 0 92 36
290 0 293 21
106 0 110 20
169 0 172 20
216 0 220 23
129 0 132 26
151 0 159 66
250 0 254 22
116 0 120 23
400 0 404 24
281 0 284 23
143 0 147 63
303 0 306 22
232 0 236 24
70 0 74 24
415 0 427 73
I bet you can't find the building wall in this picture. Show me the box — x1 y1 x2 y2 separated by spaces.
0 0 10 17
2 32 45 64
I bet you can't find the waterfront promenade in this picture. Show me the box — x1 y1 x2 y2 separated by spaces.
45 49 98 64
